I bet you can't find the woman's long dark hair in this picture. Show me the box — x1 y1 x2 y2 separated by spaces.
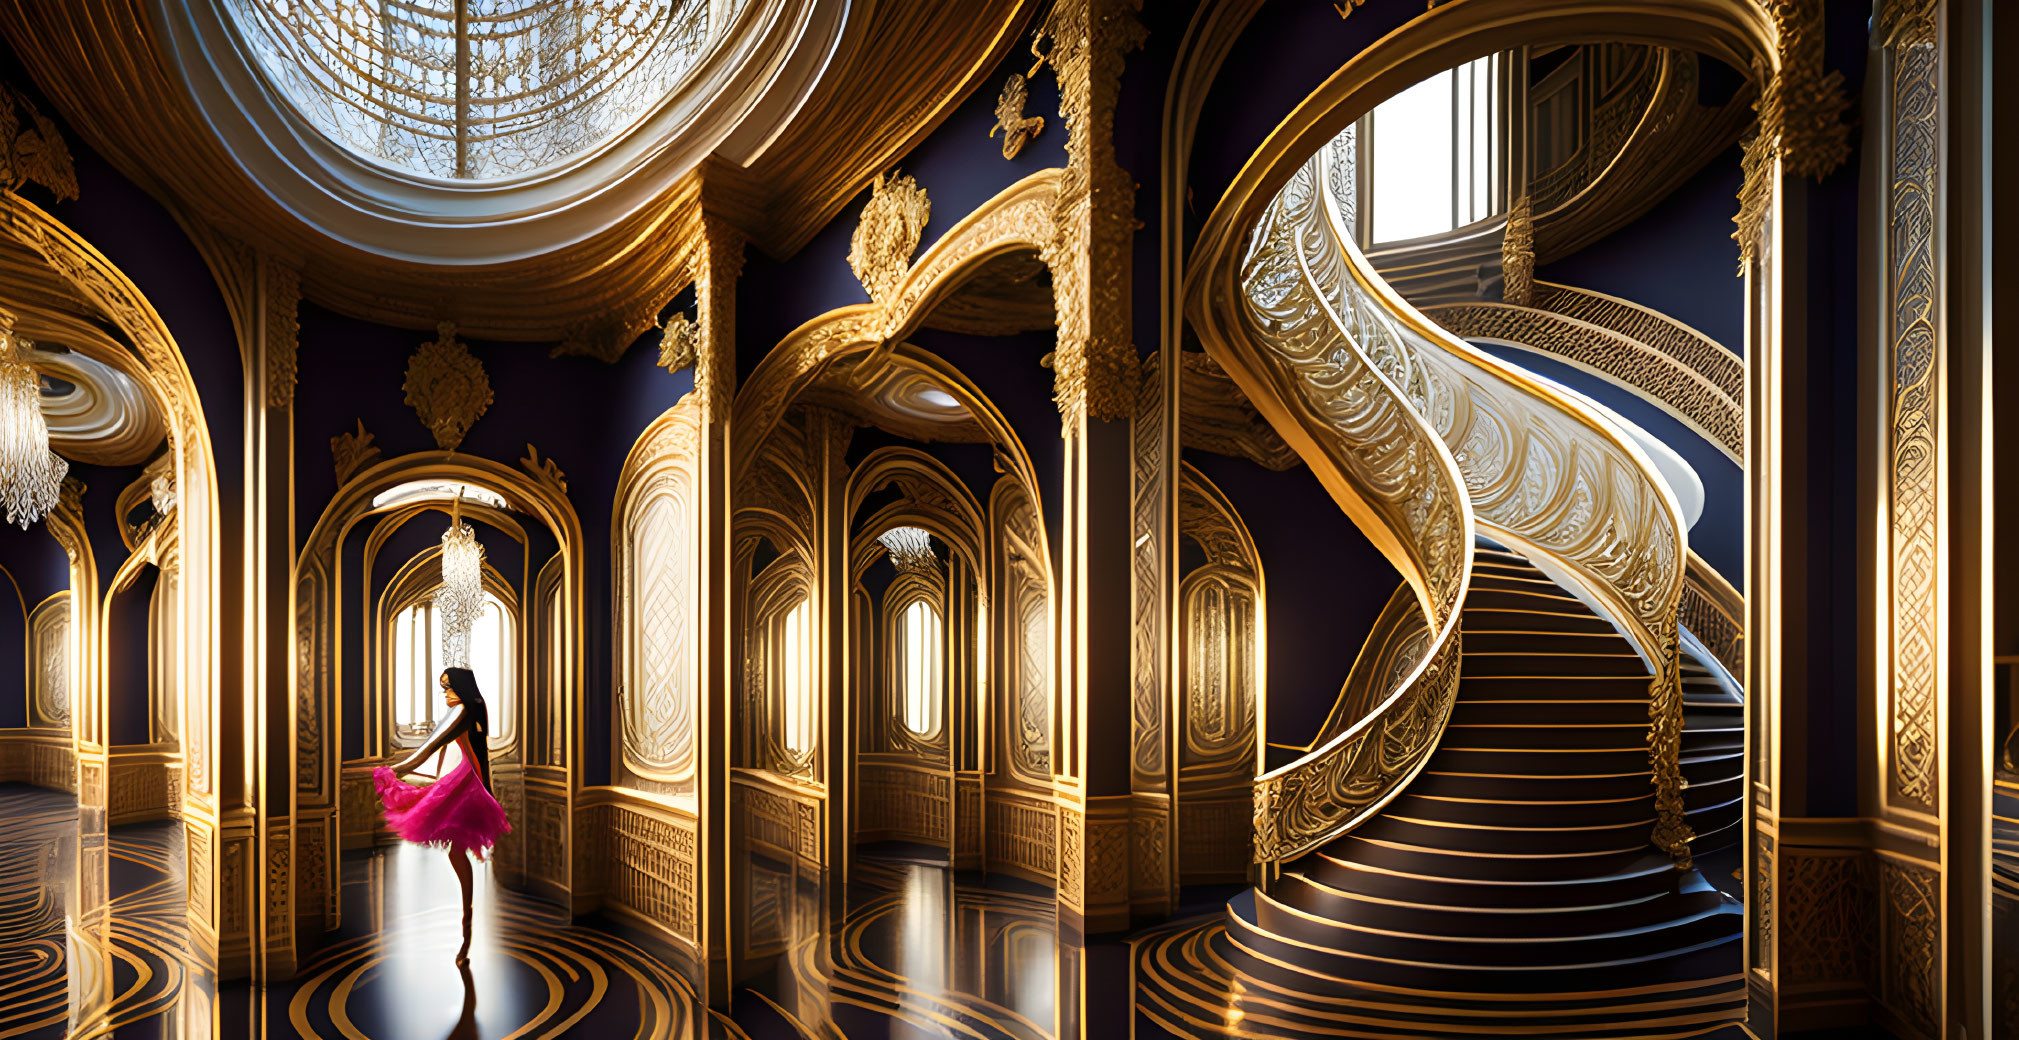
443 667 491 789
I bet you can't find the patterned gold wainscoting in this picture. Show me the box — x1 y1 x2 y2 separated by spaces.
735 769 823 869
984 790 1057 885
523 765 570 904
575 789 701 963
857 758 950 846
0 729 77 791
108 746 180 824
953 774 982 869
337 761 386 851
1176 790 1251 884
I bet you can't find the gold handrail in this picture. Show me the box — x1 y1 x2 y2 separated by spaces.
1221 154 1475 867
1307 135 1695 868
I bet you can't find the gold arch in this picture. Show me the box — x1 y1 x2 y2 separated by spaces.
0 189 225 960
731 169 1061 463
295 450 586 919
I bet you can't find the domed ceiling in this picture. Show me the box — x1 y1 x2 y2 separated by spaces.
225 0 719 181
0 1 1037 342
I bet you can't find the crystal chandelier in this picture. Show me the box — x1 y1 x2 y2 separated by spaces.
0 313 68 529
877 526 937 575
435 492 486 670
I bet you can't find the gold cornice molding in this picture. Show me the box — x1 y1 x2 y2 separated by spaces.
0 1 1034 342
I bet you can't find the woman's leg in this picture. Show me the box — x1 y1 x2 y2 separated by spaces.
449 846 473 962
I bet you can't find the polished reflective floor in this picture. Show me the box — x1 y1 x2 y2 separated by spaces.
0 783 1772 1039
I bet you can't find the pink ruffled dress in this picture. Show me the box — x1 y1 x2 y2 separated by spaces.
373 754 511 857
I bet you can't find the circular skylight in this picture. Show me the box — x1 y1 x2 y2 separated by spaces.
223 0 719 180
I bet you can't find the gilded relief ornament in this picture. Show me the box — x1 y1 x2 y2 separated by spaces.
519 443 567 496
990 75 1045 160
848 170 931 305
658 313 700 373
0 84 78 201
1499 194 1535 306
402 322 492 452
329 419 380 485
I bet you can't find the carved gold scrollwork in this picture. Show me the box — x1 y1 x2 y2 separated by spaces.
1232 130 1694 868
1305 138 1694 868
990 75 1045 160
403 322 493 452
1235 155 1474 865
1500 195 1535 306
330 419 380 486
0 83 79 201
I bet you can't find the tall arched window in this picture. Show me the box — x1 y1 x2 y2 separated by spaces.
898 598 943 737
392 590 514 746
776 597 814 757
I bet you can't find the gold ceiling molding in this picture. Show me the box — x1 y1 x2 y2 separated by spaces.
849 171 932 306
0 1 1036 341
329 421 379 487
0 81 77 200
403 322 492 453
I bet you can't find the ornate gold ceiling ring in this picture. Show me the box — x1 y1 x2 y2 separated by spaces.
3 0 1034 340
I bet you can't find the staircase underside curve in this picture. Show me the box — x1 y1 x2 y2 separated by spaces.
1136 547 1743 1039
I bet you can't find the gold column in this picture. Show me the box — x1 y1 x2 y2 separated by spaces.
692 212 744 1009
1042 0 1147 936
812 408 853 920
1129 350 1178 917
254 252 302 979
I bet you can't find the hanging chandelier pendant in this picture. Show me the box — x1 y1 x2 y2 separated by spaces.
0 317 69 529
436 491 486 671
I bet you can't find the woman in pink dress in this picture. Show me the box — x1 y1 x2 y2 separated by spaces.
373 667 512 963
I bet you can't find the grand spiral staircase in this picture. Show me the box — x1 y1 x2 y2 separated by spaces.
1147 127 1747 1036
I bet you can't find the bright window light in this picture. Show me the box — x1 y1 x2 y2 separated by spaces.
781 598 813 754
1369 55 1500 244
899 599 943 736
392 589 514 746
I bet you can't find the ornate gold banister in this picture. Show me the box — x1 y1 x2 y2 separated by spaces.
1305 135 1696 869
1213 154 1475 868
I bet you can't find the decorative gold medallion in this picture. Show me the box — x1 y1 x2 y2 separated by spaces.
990 75 1045 160
402 321 492 452
848 170 930 305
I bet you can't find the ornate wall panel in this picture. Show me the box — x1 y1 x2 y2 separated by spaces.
985 794 1057 883
29 593 70 727
1779 849 1874 989
856 760 951 844
614 401 703 793
1877 0 1942 821
581 799 701 945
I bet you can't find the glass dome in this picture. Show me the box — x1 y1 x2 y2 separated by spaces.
223 0 721 180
